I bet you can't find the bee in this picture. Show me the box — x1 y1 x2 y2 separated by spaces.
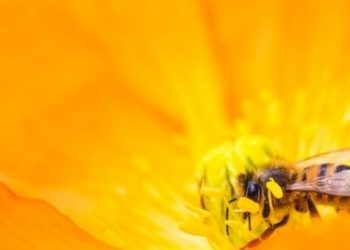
199 137 350 250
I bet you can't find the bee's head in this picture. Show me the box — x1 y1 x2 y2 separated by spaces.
230 173 264 232
245 179 262 203
238 173 262 203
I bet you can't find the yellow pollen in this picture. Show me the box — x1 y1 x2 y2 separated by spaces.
266 177 284 199
237 197 260 214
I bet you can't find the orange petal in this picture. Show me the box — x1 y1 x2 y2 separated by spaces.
0 181 116 250
256 215 350 250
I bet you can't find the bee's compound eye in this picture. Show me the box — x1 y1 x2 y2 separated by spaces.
246 182 261 202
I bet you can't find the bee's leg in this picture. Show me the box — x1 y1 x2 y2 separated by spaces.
244 215 289 249
294 193 308 213
306 193 320 218
262 198 270 218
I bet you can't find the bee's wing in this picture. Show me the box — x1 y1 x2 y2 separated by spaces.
287 170 350 196
287 148 350 196
295 148 350 170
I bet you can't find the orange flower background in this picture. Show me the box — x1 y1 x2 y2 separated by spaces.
2 0 350 249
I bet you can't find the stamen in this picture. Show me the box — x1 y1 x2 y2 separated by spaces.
225 220 242 227
179 216 209 236
200 187 223 196
185 204 211 219
180 204 212 236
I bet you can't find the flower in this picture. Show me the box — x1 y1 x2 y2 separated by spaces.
1 0 350 250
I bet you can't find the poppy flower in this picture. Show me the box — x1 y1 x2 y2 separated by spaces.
1 0 350 250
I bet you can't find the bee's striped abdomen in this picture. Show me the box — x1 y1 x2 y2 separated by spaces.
305 163 350 208
300 163 333 182
335 164 350 173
